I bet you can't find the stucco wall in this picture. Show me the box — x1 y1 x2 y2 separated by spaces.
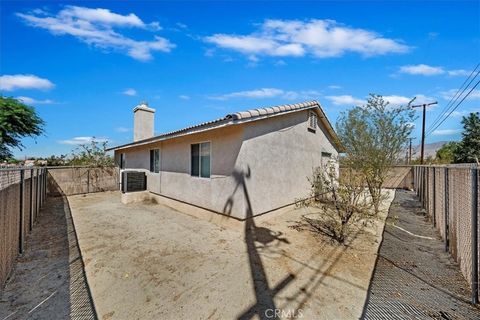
115 109 339 219
117 125 247 219
234 110 338 216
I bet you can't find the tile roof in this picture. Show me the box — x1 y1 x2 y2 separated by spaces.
107 100 341 151
227 100 319 120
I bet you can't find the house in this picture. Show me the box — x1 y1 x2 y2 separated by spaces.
108 101 342 220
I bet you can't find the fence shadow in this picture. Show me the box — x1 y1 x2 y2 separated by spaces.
0 176 97 319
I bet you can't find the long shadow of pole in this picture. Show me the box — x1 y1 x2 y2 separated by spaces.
229 168 294 320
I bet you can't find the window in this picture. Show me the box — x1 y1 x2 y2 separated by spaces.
308 111 317 132
120 153 125 169
191 142 211 178
150 149 160 173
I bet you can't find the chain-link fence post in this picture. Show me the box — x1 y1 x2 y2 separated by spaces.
29 168 34 231
44 168 48 200
41 168 44 206
445 167 449 252
433 167 436 227
36 168 40 218
87 168 90 194
19 169 25 254
471 166 479 304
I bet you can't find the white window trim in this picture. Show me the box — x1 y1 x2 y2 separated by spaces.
190 141 212 179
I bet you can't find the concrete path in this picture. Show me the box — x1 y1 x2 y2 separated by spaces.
0 195 96 320
363 189 480 319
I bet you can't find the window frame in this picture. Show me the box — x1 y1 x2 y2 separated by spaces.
308 111 318 132
119 153 125 169
190 141 211 179
150 149 160 173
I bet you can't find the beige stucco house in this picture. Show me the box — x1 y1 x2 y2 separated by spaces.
108 101 342 220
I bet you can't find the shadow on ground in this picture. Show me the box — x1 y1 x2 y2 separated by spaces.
227 167 368 320
0 181 96 320
362 189 480 319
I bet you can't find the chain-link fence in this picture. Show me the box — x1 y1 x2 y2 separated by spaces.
0 165 120 292
413 164 479 304
0 167 47 291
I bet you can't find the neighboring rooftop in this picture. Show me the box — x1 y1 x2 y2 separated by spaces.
107 100 341 151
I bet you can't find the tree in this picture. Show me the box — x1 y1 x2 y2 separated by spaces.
0 96 45 160
454 112 480 163
436 141 459 164
336 94 415 213
70 139 114 166
43 154 68 166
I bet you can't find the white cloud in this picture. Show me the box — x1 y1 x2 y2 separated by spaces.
440 89 480 101
16 96 55 105
208 88 321 101
179 95 190 100
447 69 470 76
17 6 174 61
328 85 342 89
115 127 131 133
210 88 284 100
431 129 461 136
58 136 109 145
60 6 147 28
325 95 364 106
122 88 137 96
448 109 480 118
0 74 54 91
399 64 444 76
325 93 434 107
399 64 472 77
384 94 434 107
382 95 412 105
205 19 409 60
449 110 469 118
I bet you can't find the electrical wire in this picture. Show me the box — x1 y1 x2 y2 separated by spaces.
426 78 480 137
425 64 480 136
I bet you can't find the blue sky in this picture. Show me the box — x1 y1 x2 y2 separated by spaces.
1 0 479 158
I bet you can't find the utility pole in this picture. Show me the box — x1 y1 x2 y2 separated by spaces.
408 137 415 164
412 102 438 164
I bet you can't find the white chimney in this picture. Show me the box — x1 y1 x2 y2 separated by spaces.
133 102 155 141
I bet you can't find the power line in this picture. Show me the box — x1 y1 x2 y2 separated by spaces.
425 63 479 134
425 64 480 136
426 78 480 137
407 63 479 160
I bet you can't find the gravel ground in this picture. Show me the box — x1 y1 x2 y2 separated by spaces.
363 189 480 320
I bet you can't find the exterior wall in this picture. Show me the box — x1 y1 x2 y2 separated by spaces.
116 125 247 219
115 109 339 219
234 110 338 216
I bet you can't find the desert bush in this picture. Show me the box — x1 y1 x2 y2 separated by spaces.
296 162 371 243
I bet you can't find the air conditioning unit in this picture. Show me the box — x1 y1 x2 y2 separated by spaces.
121 171 147 193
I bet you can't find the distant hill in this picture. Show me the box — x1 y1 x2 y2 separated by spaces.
411 141 452 159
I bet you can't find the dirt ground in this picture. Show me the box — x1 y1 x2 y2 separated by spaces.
0 195 96 320
67 190 394 320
